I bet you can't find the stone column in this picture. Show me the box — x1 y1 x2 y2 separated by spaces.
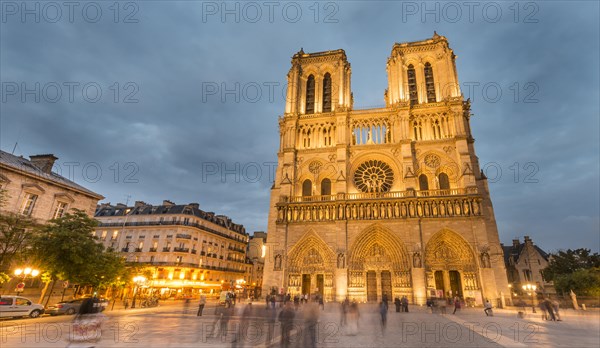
411 268 426 305
442 271 451 298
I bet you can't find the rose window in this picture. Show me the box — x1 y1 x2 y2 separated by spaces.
353 160 394 193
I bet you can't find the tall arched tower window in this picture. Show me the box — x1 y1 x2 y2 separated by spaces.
424 62 436 103
322 73 332 112
438 173 450 190
306 75 315 114
321 178 331 196
407 64 418 105
419 174 429 191
302 179 312 196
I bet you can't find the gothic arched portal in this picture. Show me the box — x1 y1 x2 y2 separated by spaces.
348 224 412 302
286 230 336 299
424 229 480 299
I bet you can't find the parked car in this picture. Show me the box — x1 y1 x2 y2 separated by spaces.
47 297 109 316
0 296 44 318
46 298 84 316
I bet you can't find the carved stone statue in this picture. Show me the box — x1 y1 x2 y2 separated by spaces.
480 252 491 268
274 254 282 271
413 252 422 268
337 253 346 269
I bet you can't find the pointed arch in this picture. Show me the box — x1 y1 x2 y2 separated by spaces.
407 64 418 105
305 75 315 114
322 72 332 112
424 62 436 102
349 224 410 271
287 230 336 273
424 229 476 271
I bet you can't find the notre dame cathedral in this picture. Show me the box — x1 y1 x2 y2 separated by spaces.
262 33 510 306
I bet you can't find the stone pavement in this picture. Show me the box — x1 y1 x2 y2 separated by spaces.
1 301 598 347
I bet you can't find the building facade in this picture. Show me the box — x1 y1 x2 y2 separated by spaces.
262 34 510 305
502 236 552 294
95 201 251 297
0 151 103 220
247 231 267 296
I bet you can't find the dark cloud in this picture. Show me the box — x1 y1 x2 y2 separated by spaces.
1 1 598 252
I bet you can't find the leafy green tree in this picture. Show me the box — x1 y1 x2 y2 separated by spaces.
543 248 600 282
31 210 125 290
543 248 600 295
554 268 600 297
0 189 40 271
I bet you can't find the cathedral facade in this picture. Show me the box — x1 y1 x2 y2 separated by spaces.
262 34 510 306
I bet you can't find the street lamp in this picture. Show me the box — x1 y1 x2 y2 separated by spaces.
13 267 40 294
131 276 146 309
522 283 537 313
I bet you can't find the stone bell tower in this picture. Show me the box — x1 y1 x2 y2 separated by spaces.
263 35 510 307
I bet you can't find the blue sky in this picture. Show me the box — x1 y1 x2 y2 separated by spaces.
1 1 598 252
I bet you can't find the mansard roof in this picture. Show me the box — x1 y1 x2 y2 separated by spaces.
0 150 103 199
95 202 246 235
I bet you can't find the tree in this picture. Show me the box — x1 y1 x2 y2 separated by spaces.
31 210 125 291
553 268 600 297
543 248 600 295
543 248 600 281
0 188 40 271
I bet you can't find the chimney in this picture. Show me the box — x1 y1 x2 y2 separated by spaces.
29 154 58 174
524 236 532 244
162 200 175 207
512 239 520 248
188 203 200 209
134 201 147 207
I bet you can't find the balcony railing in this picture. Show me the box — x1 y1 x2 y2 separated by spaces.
149 247 157 252
96 221 246 243
174 247 190 253
228 246 246 253
281 187 478 203
191 250 197 254
135 248 143 252
276 187 482 224
162 247 171 252
176 234 192 240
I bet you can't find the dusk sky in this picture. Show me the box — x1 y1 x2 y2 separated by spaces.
1 1 598 253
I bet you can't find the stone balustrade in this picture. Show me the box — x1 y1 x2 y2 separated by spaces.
276 188 482 223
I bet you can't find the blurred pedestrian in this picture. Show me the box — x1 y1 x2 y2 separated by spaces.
452 296 461 314
196 294 206 316
67 297 107 347
379 302 387 334
278 302 295 348
402 296 409 313
552 300 562 321
266 304 277 345
304 299 320 348
123 297 129 310
219 301 233 340
382 294 389 311
341 297 349 325
346 301 359 336
539 300 548 320
394 297 401 312
544 298 556 321
484 299 493 316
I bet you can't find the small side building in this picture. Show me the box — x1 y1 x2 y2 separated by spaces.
502 236 553 295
